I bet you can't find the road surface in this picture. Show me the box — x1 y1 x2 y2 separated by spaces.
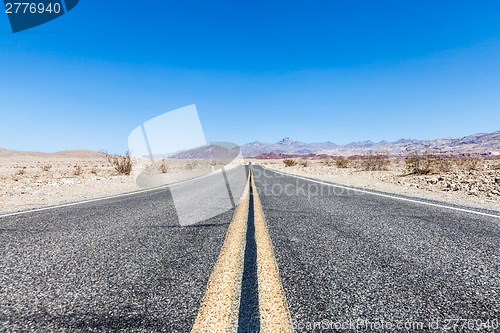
0 164 498 332
0 166 248 332
252 165 499 331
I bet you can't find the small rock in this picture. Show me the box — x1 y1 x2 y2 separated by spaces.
468 188 478 195
427 178 438 184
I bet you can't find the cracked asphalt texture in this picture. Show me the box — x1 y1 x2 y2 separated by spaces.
0 166 247 332
252 166 499 331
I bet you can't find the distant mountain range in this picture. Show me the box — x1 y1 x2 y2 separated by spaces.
0 149 105 160
170 143 240 160
1 131 499 160
241 131 500 157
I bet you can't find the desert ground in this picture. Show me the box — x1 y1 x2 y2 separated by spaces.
0 158 142 214
250 158 500 212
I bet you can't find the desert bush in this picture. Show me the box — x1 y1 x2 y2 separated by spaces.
361 152 390 171
283 159 297 167
335 158 350 168
433 157 453 173
467 158 481 171
321 159 335 166
41 165 52 172
453 157 466 171
90 167 98 175
299 159 308 167
16 167 26 176
405 148 434 175
160 160 168 173
73 166 83 176
454 157 481 172
103 151 133 175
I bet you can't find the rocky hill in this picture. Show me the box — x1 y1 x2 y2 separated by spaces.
169 143 240 160
242 137 338 157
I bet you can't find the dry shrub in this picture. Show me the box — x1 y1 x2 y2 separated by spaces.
434 157 453 173
453 157 466 171
321 159 335 166
160 160 168 173
41 165 52 172
103 151 133 175
454 157 481 171
73 166 83 176
405 149 434 175
468 158 481 171
335 158 350 168
16 167 26 176
283 159 297 167
361 152 390 171
299 159 308 167
90 167 98 175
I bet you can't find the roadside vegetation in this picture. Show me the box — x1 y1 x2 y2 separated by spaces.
73 165 83 176
335 157 350 168
41 165 52 172
160 159 168 173
405 148 434 175
404 147 484 175
360 151 390 171
15 166 26 176
278 151 494 176
102 151 133 176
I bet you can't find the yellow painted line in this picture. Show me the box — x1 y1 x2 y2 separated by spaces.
191 171 251 333
251 168 295 332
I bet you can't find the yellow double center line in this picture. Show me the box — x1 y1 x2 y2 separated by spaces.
192 167 294 333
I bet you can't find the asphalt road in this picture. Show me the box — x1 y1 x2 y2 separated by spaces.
1 164 499 332
0 166 248 332
252 166 499 331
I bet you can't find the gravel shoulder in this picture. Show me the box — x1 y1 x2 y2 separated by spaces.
0 159 142 214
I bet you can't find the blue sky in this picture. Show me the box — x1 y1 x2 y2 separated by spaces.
1 1 500 153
